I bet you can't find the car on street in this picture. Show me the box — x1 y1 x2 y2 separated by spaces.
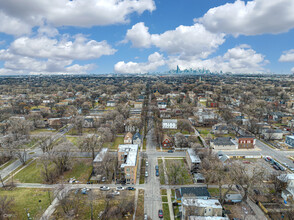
290 167 294 171
100 186 110 191
144 213 148 220
158 209 163 218
145 171 148 177
127 187 135 191
146 161 149 167
156 170 159 176
167 150 174 153
116 186 124 191
155 165 159 170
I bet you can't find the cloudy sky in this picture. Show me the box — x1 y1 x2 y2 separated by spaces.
0 0 294 75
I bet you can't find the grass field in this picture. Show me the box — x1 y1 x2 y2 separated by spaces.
162 203 170 220
0 188 52 219
135 189 145 219
143 139 147 150
66 136 79 146
158 158 165 185
13 158 93 184
30 128 56 134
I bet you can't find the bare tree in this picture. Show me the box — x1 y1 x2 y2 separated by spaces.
230 162 265 201
72 116 84 135
0 196 14 220
39 154 56 183
166 160 186 185
101 152 117 181
79 134 102 160
269 172 288 196
39 135 55 153
56 187 81 218
50 142 71 175
175 133 188 148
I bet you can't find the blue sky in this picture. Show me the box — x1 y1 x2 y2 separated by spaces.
0 0 294 75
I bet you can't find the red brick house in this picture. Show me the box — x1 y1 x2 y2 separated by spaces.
162 134 173 148
237 136 256 149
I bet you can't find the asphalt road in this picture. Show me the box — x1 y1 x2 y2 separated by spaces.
144 108 163 220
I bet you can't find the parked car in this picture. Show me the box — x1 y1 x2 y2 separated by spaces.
156 170 159 177
290 167 294 171
158 209 163 218
167 150 174 153
100 186 110 191
155 165 159 170
146 161 149 167
273 165 280 170
127 187 135 191
144 213 148 220
116 186 124 191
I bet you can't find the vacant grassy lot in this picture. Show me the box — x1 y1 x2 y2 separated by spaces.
112 136 124 150
13 158 93 184
0 188 52 219
66 136 79 146
158 158 165 185
53 189 135 219
165 158 193 185
0 158 17 171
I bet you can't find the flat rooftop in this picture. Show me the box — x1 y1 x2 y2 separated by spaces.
187 148 201 163
182 198 222 208
118 144 139 167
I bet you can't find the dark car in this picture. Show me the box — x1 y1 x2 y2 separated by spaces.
127 187 135 191
156 170 159 177
158 209 163 218
167 150 174 153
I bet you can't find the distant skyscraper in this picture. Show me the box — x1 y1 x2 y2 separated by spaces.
176 65 180 73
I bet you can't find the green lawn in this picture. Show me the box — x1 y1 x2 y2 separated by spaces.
162 203 170 220
161 189 167 196
14 158 93 184
208 188 219 197
0 188 52 219
30 128 56 134
162 196 168 203
143 139 147 150
112 136 124 150
158 158 165 185
66 136 79 146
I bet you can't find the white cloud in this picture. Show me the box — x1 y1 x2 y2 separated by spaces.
125 22 225 59
114 52 165 73
198 0 294 36
0 31 114 75
0 0 155 35
279 49 294 62
167 45 269 74
10 35 116 60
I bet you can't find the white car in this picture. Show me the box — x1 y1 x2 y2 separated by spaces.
290 167 294 171
112 191 120 196
146 161 149 167
100 186 110 191
116 186 125 191
145 171 148 177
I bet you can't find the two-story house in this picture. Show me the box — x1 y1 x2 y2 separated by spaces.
162 119 177 129
124 132 133 144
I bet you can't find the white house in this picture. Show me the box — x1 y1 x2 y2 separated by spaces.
162 119 177 129
106 100 116 107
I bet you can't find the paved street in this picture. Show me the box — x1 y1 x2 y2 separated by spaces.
144 115 163 220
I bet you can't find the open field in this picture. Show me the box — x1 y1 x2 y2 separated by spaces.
0 188 52 219
13 158 93 184
53 189 135 219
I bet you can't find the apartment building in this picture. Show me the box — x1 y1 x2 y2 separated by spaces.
118 144 139 184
